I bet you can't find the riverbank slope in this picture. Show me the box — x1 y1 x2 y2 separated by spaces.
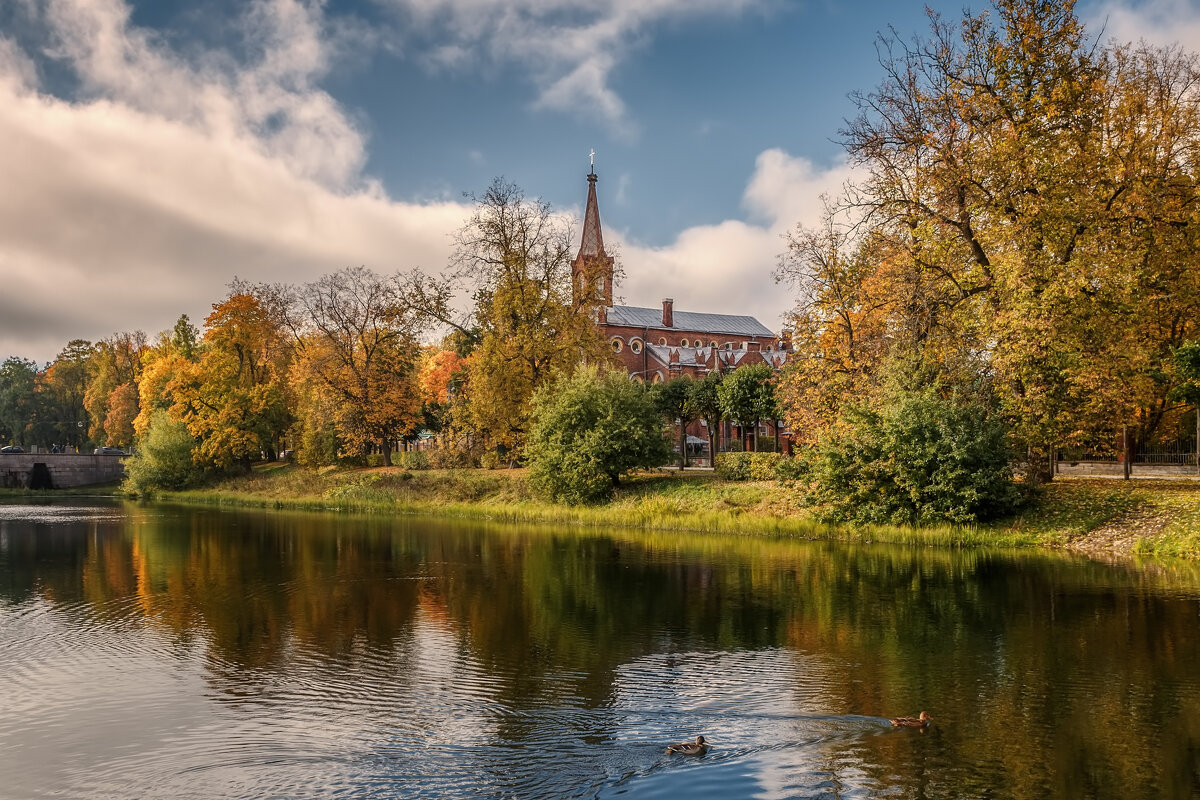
150 464 1200 560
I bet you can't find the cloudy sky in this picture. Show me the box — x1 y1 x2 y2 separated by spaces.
1 0 1197 364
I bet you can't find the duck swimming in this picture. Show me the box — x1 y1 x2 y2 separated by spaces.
890 711 932 728
665 735 708 755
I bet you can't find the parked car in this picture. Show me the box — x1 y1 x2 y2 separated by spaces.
0 445 23 453
94 446 126 456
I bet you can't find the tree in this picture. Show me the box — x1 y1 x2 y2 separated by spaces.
776 210 895 443
652 376 698 468
777 0 1200 477
41 340 92 450
0 357 39 446
84 331 147 446
526 365 671 504
410 178 608 456
688 371 725 459
168 291 293 470
288 267 424 466
717 363 778 452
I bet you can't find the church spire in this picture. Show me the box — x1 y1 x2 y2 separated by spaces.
578 166 606 260
573 154 614 307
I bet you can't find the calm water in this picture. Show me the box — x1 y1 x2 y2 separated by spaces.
2 500 1200 799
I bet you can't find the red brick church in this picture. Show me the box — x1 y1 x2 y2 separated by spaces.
571 165 791 457
572 166 790 382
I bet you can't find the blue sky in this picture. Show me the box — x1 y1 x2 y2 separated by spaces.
1 0 1196 363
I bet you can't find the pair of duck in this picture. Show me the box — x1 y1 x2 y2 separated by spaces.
666 712 931 756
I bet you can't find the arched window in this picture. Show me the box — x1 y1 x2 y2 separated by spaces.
680 338 690 347
629 339 643 354
652 371 665 384
658 337 668 345
708 340 718 349
609 337 624 353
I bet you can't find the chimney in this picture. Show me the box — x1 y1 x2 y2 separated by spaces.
662 298 674 327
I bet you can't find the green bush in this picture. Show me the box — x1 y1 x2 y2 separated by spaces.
715 452 788 481
526 364 671 504
123 410 201 496
803 391 1024 525
714 452 751 480
395 450 431 470
749 452 785 480
478 450 501 470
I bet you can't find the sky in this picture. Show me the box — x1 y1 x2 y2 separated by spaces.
1 0 1198 364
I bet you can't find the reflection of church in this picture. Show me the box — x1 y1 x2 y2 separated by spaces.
572 167 791 384
571 166 791 458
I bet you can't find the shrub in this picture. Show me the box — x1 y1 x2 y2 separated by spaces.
123 410 201 496
428 446 472 469
395 451 431 470
526 364 671 504
714 452 751 480
478 450 501 470
715 452 787 481
803 391 1024 525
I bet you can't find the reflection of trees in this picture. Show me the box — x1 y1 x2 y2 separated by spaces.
3 507 1200 796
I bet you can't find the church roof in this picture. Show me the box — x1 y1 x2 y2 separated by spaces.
606 304 775 338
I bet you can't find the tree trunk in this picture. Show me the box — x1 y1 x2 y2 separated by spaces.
382 439 393 467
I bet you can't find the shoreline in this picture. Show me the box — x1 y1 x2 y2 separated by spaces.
5 466 1198 560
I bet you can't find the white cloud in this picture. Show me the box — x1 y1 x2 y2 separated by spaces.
613 149 861 333
0 0 469 363
376 0 767 136
1086 0 1200 48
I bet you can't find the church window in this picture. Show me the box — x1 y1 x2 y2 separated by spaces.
708 340 717 349
658 337 668 345
680 338 690 347
629 339 643 354
724 342 733 350
652 371 665 384
609 337 623 353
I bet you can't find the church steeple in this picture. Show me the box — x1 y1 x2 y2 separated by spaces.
573 155 614 307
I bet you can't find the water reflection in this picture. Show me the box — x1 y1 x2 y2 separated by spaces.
1 500 1199 798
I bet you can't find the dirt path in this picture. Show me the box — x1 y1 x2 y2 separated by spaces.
1063 505 1170 557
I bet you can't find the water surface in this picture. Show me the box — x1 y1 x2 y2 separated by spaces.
2 499 1199 798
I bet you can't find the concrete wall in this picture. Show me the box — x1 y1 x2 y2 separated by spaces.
0 453 125 489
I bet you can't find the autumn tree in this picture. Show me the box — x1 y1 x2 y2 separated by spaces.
778 0 1200 476
404 178 608 457
84 331 147 447
288 266 425 466
40 340 92 450
168 292 294 470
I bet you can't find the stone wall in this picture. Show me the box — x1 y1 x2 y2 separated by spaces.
0 454 125 489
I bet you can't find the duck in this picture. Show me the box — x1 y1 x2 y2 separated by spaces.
665 735 709 755
890 711 932 728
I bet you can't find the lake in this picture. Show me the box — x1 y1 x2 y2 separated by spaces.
2 498 1199 799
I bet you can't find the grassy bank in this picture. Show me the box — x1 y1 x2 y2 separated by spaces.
147 464 1200 559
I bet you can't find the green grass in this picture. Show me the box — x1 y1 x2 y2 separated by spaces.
122 465 1200 559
